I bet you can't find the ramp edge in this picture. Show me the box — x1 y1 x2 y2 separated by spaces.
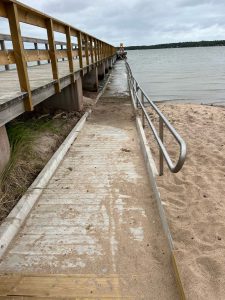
0 109 91 259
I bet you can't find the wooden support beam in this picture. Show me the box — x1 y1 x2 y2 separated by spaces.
66 26 74 81
0 40 10 70
45 43 50 63
34 42 41 65
97 40 100 61
61 44 65 61
90 37 94 64
84 34 89 67
77 31 83 70
46 18 61 93
6 1 33 111
94 39 98 62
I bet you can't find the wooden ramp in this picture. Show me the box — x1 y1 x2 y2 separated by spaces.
0 273 133 299
0 61 179 299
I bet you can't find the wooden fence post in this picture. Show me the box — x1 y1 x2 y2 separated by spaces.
66 26 74 81
46 18 61 93
94 39 97 63
84 34 89 67
90 37 94 64
34 42 41 65
77 31 83 70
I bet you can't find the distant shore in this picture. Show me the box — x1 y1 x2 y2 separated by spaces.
125 40 225 50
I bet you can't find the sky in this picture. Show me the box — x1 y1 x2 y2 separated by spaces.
1 0 225 46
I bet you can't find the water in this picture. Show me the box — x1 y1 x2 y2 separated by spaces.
127 47 225 105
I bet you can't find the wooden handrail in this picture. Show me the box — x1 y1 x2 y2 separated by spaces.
0 33 74 46
0 0 116 111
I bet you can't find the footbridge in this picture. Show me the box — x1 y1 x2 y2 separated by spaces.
0 1 187 299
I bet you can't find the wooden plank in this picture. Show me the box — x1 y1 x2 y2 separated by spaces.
24 49 49 62
34 42 41 65
66 26 74 76
46 18 61 93
0 2 7 17
84 34 89 67
90 36 94 64
94 39 97 63
6 1 33 111
77 31 83 69
0 40 10 70
0 33 73 46
0 274 123 298
97 40 100 61
0 50 15 65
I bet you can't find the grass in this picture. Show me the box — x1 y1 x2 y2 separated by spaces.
0 114 76 224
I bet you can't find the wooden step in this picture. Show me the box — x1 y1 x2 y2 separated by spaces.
0 273 133 299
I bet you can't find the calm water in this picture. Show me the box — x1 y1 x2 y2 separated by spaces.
127 47 225 105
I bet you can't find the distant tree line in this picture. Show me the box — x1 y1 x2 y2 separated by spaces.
124 40 225 50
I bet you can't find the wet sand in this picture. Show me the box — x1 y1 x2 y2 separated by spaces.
145 103 225 299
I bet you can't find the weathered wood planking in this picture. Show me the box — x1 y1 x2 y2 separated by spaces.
0 59 87 105
0 273 127 298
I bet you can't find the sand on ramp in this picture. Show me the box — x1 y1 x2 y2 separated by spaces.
145 103 225 300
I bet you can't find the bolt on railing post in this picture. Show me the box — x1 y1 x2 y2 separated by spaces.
159 117 164 176
141 91 145 127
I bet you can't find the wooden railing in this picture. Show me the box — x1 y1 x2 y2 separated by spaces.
0 0 116 111
0 33 79 69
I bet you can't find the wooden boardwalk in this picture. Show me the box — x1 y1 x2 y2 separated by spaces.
0 61 179 299
0 58 87 106
0 58 90 127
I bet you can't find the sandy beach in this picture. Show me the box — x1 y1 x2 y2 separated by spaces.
145 103 225 299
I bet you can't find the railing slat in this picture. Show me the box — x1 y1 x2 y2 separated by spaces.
84 34 89 67
66 26 74 81
77 32 83 70
90 37 94 64
46 18 61 93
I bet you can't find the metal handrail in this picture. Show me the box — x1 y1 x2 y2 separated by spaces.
126 61 187 175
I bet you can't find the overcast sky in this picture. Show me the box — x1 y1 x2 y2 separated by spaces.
1 0 225 46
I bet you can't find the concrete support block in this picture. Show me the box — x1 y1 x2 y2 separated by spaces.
105 60 109 74
109 58 113 69
82 67 98 92
41 76 83 112
0 126 10 175
98 62 105 80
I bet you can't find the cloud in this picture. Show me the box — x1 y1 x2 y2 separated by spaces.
2 0 225 46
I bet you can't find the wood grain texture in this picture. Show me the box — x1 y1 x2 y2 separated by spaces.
6 1 33 111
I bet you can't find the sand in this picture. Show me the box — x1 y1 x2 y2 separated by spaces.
145 103 225 300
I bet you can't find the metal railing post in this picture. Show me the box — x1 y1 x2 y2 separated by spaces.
136 81 139 107
141 91 145 127
159 117 164 176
